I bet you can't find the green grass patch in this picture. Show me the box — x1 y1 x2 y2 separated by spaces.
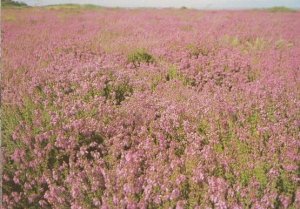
275 39 294 50
247 110 260 137
267 6 296 12
254 164 269 190
166 65 196 86
276 171 297 195
150 74 164 91
166 65 179 81
222 36 269 52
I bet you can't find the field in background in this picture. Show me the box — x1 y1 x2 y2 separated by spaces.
2 6 300 209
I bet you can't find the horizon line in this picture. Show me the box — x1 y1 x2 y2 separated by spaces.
13 3 300 10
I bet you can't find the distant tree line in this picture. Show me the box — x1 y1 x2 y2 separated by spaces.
2 0 28 7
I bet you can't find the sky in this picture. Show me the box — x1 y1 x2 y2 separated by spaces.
21 0 300 9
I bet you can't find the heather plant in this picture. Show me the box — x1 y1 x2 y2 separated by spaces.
2 6 300 209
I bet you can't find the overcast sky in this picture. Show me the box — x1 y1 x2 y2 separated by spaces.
21 0 300 9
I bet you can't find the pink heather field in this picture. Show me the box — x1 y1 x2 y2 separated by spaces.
2 4 300 209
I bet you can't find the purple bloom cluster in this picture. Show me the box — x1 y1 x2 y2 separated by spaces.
2 7 300 208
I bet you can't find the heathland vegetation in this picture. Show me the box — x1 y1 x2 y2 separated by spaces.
2 4 300 209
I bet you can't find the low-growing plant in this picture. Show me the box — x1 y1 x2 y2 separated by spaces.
276 171 296 195
223 36 269 52
166 65 196 86
187 44 209 57
150 74 164 91
102 80 133 105
128 49 154 67
275 39 294 50
247 69 260 82
166 65 179 81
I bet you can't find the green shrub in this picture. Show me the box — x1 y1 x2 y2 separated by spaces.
166 65 179 81
151 74 163 91
197 119 209 136
102 81 133 105
166 65 196 86
128 49 154 67
254 164 268 189
276 172 296 195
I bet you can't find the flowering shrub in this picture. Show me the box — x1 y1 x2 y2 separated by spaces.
2 7 300 209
